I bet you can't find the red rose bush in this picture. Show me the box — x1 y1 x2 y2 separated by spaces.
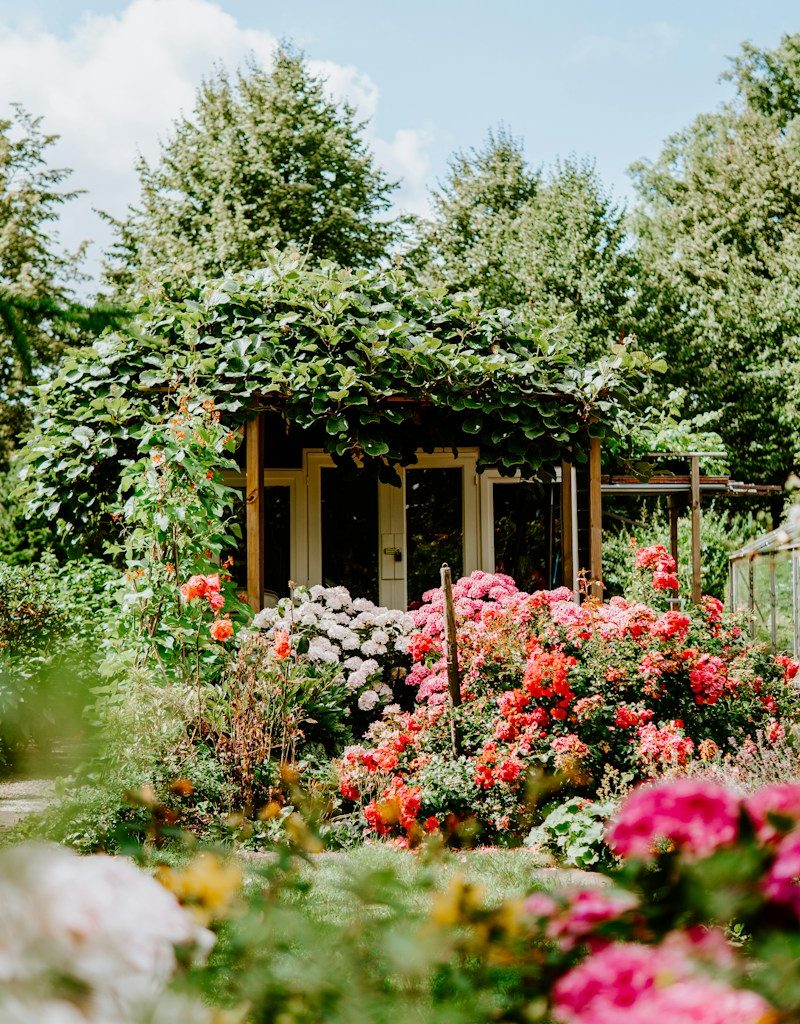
337 549 800 844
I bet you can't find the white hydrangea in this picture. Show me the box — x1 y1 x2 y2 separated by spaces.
0 843 213 1023
252 584 416 712
357 689 380 711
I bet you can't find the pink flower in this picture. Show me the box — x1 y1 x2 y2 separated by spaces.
207 590 225 613
544 889 638 950
689 654 731 706
553 941 771 1024
763 828 800 914
746 784 800 845
635 722 694 775
607 780 740 861
273 629 292 660
652 569 680 591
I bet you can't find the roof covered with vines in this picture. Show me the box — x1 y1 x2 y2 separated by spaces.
17 252 658 540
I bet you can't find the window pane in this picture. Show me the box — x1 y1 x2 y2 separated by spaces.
406 467 463 607
493 483 554 591
321 467 379 602
264 486 291 599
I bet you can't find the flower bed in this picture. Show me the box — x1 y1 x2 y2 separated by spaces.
338 551 800 844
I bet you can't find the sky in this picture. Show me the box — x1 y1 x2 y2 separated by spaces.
1 0 799 285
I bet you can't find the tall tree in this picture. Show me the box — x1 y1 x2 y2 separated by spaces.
412 132 633 359
631 33 800 485
411 128 539 308
0 106 100 467
105 46 399 292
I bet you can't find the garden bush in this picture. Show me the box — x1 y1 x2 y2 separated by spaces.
338 550 800 845
0 554 117 772
602 500 763 600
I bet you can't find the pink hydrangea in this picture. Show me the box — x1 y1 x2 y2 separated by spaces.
745 784 800 845
607 780 740 861
552 941 771 1024
763 828 800 914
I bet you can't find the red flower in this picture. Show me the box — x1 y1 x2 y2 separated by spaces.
180 574 208 601
273 629 292 660
407 633 435 661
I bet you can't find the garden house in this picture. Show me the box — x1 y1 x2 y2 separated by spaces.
23 257 656 610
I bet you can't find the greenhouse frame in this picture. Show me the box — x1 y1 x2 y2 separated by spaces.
729 521 800 655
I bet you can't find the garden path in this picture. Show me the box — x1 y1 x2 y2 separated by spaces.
0 778 53 833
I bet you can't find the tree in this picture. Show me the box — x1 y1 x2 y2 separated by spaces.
0 106 99 467
410 128 539 308
631 34 800 485
105 46 399 292
412 132 634 359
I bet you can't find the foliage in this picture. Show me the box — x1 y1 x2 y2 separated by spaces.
411 130 636 361
18 775 800 1022
0 104 124 468
631 33 800 484
337 555 800 845
104 46 399 294
527 796 616 868
602 500 763 600
0 554 117 771
106 386 248 688
17 251 656 548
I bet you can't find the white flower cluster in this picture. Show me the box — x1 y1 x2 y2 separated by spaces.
0 843 214 1023
252 585 415 711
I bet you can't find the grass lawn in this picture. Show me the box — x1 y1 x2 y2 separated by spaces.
241 844 606 925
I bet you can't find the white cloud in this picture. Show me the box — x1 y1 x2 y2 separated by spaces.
0 0 433 283
570 20 680 68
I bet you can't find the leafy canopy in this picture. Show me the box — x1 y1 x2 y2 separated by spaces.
104 46 399 294
18 252 656 547
632 33 800 484
410 130 635 360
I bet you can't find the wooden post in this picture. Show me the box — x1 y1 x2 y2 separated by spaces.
668 495 679 575
440 564 461 756
690 455 701 603
588 436 603 600
793 549 800 658
560 460 575 593
748 558 756 639
769 553 778 653
245 412 265 612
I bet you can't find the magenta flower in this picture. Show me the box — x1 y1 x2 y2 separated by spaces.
607 780 740 861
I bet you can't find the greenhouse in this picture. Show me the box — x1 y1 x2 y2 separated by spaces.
729 520 800 654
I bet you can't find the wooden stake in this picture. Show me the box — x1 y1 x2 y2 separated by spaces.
690 455 701 603
440 563 461 756
588 436 603 600
245 412 265 612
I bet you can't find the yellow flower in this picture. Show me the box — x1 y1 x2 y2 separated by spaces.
157 852 243 925
430 874 486 927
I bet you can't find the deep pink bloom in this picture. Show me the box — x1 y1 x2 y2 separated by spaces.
763 828 800 914
607 780 740 861
746 784 800 845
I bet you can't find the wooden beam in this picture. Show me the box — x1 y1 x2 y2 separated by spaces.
245 412 265 612
588 436 603 600
690 454 702 603
440 564 461 756
560 460 575 593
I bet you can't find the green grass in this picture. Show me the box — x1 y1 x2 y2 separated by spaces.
242 844 603 926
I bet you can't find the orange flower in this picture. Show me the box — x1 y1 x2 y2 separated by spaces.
180 575 208 601
210 618 234 642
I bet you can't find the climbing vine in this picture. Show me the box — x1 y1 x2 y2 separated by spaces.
16 251 659 546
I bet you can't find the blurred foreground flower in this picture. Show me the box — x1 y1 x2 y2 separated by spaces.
0 843 214 1023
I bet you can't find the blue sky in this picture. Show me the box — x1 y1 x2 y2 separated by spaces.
0 0 798 281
